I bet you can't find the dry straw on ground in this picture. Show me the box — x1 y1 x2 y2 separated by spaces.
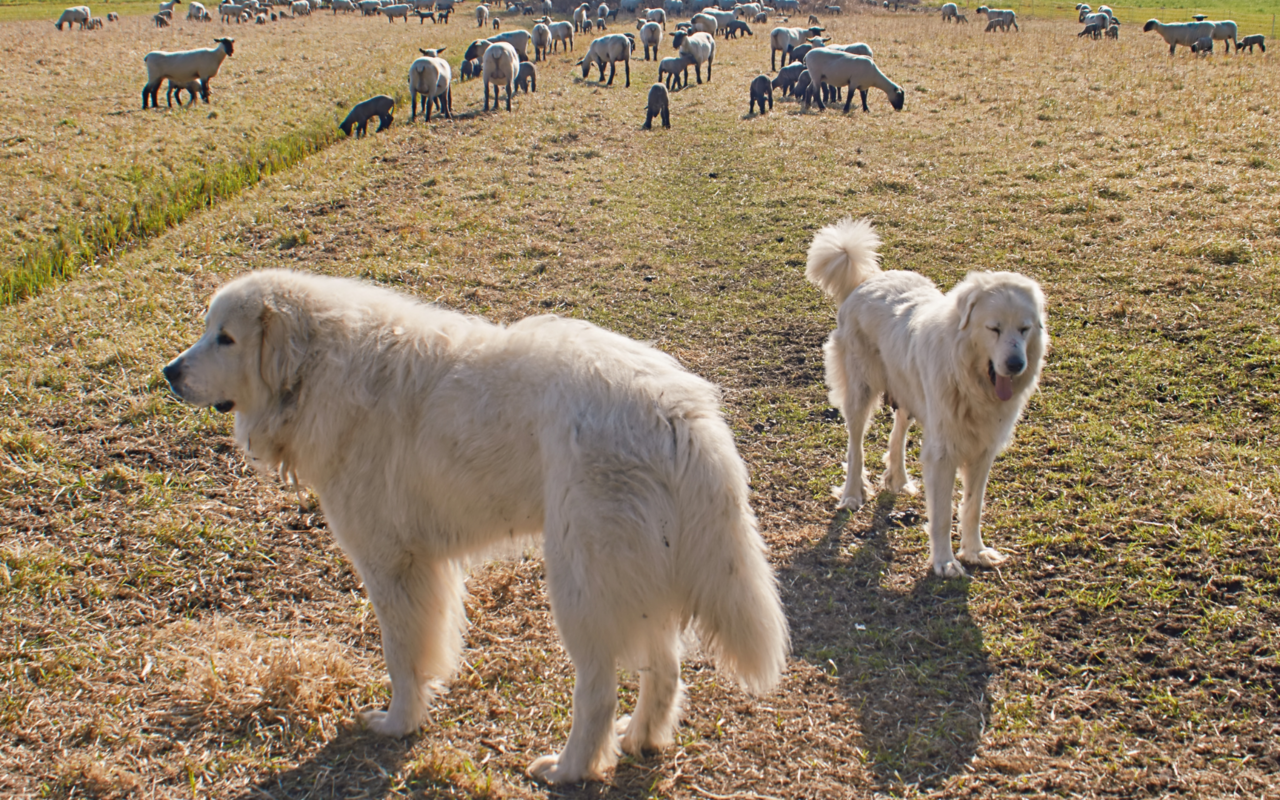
1 4 1278 799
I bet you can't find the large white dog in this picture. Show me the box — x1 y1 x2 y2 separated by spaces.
162 270 788 783
805 219 1048 578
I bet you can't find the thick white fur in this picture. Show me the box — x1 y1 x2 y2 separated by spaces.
806 219 1048 578
163 270 788 784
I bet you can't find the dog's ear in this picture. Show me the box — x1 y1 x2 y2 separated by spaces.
259 295 309 394
955 283 981 330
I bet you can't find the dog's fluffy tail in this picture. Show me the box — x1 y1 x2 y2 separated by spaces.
805 217 881 305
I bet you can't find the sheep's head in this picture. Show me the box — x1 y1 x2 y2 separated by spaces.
214 37 236 55
1142 19 1159 31
806 25 824 34
889 86 905 110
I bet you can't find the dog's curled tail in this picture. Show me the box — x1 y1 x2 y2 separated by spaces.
805 217 881 305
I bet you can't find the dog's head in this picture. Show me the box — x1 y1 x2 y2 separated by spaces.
954 272 1048 403
163 271 311 418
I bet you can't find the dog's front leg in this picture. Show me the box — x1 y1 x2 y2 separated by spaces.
956 454 1008 568
357 555 466 736
921 452 965 578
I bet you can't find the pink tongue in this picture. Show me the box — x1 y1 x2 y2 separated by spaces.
995 374 1014 401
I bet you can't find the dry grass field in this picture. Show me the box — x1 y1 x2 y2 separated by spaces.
1 3 1279 799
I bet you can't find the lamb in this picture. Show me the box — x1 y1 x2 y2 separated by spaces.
1238 33 1265 53
770 61 804 94
142 38 234 109
581 32 633 87
725 20 752 38
1106 22 1119 38
166 78 202 106
482 40 519 111
410 49 452 121
643 82 670 128
748 73 772 114
824 4 840 14
735 2 762 19
803 49 904 112
1142 19 1213 55
1190 36 1213 54
658 53 693 88
1080 11 1108 32
107 10 119 19
339 94 395 136
672 30 715 83
84 15 103 27
460 57 478 79
1078 19 1104 38
158 0 179 12
792 67 811 98
975 6 1018 31
475 3 488 26
515 60 537 92
940 1 957 21
638 20 663 60
753 11 767 22
690 12 717 35
55 5 91 28
381 2 410 20
770 25 824 71
807 13 819 24
955 12 967 22
532 22 551 60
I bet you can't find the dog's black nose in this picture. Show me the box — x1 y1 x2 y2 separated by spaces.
1005 355 1026 376
163 361 182 388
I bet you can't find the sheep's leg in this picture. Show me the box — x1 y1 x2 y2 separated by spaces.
661 106 669 128
860 89 869 112
606 61 614 85
771 47 776 71
706 58 712 82
505 82 512 111
200 79 211 104
695 62 702 84
623 59 629 88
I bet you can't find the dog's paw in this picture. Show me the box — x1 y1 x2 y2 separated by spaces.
528 753 601 785
931 559 969 579
834 489 864 510
957 546 1008 568
883 473 918 496
359 709 416 737
616 714 669 756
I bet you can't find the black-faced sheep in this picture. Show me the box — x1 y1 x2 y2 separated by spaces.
580 32 633 87
725 20 752 38
142 38 235 110
482 40 519 111
749 73 772 114
55 5 91 29
1238 33 1265 52
803 50 904 112
340 95 395 136
770 61 804 95
643 82 670 129
671 30 714 84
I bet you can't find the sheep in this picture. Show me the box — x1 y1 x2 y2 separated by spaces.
357 0 379 15
1142 19 1213 55
735 2 762 19
658 53 693 88
55 5 91 28
1210 20 1239 52
663 0 683 15
645 7 666 28
770 25 824 71
725 20 752 38
1190 36 1213 54
475 3 488 26
831 42 873 57
1080 12 1108 32
638 20 663 60
339 95 395 136
541 0 551 12
807 13 819 24
703 8 736 33
158 0 179 12
1238 33 1265 53
435 7 452 22
482 40 518 111
1106 22 1119 38
954 12 967 22
187 1 208 18
410 49 451 121
1077 3 1091 21
549 20 574 51
142 37 234 109
672 30 715 83
494 17 502 28
513 60 537 93
770 61 804 94
574 2 589 31
690 12 717 35
291 0 312 17
532 22 551 60
381 2 410 20
464 30 531 62
748 73 772 114
581 32 633 87
1077 20 1104 38
596 1 607 19
983 18 1000 32
256 11 267 21
107 10 119 19
85 15 103 27
824 4 840 14
975 6 1017 31
940 2 957 21
792 67 811 98
414 8 435 21
643 82 670 128
166 78 203 106
460 58 478 79
753 11 766 22
803 49 904 112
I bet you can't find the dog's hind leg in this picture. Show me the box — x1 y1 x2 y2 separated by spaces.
882 407 918 496
921 450 965 578
358 556 466 736
835 382 877 510
617 626 683 756
955 453 1008 568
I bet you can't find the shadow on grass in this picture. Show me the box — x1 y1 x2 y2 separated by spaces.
235 728 416 799
779 493 990 789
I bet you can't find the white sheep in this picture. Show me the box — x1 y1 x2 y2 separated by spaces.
475 3 488 26
166 78 202 107
1210 20 1238 51
940 2 957 21
159 0 179 12
410 48 452 120
331 0 355 11
803 49 904 112
690 12 717 35
574 2 589 31
596 2 607 19
1142 19 1213 54
465 29 531 61
770 25 823 71
830 41 872 57
549 19 574 51
637 20 663 60
645 7 666 27
187 1 210 18
1080 12 1108 32
704 9 736 35
381 2 410 20
142 37 234 109
291 0 311 16
735 2 762 19
107 10 119 19
55 6 91 29
1190 35 1213 54
1238 33 1264 53
1076 2 1090 21
482 40 518 111
532 22 551 60
671 30 715 83
975 6 1018 31
581 32 633 86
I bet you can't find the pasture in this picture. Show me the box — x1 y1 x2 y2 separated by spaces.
1 2 1278 798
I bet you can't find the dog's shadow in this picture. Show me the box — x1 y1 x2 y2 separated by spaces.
779 494 991 789
233 727 415 799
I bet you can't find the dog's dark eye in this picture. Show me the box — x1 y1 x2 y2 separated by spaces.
1019 326 1030 336
987 325 1001 336
217 331 235 346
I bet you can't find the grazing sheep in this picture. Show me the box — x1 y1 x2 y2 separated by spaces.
1210 20 1238 51
955 12 967 22
549 20 575 51
475 3 488 26
703 9 736 35
142 37 235 109
107 10 119 19
940 1 957 21
645 7 666 27
515 60 537 92
770 61 804 94
156 11 173 25
824 4 840 14
339 95 395 136
690 12 717 35
495 17 502 28
166 78 202 107
291 0 311 16
332 0 356 11
672 30 715 83
465 30 532 61
803 50 904 112
1078 20 1104 38
831 42 873 57
735 2 761 19
381 2 410 20
482 40 519 111
85 15 103 27
748 73 772 114
1238 33 1265 53
581 32 633 86
725 20 752 38
460 57 478 79
754 11 767 23
658 53 693 88
186 1 208 18
410 49 452 121
807 13 819 24
1106 22 1119 38
975 6 1018 31
1190 35 1213 54
643 82 670 128
1143 19 1213 54
532 22 551 60
770 25 824 71
1080 11 1108 32
255 11 267 21
638 20 663 60
792 67 811 98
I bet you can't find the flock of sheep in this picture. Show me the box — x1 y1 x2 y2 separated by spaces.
50 0 1269 124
